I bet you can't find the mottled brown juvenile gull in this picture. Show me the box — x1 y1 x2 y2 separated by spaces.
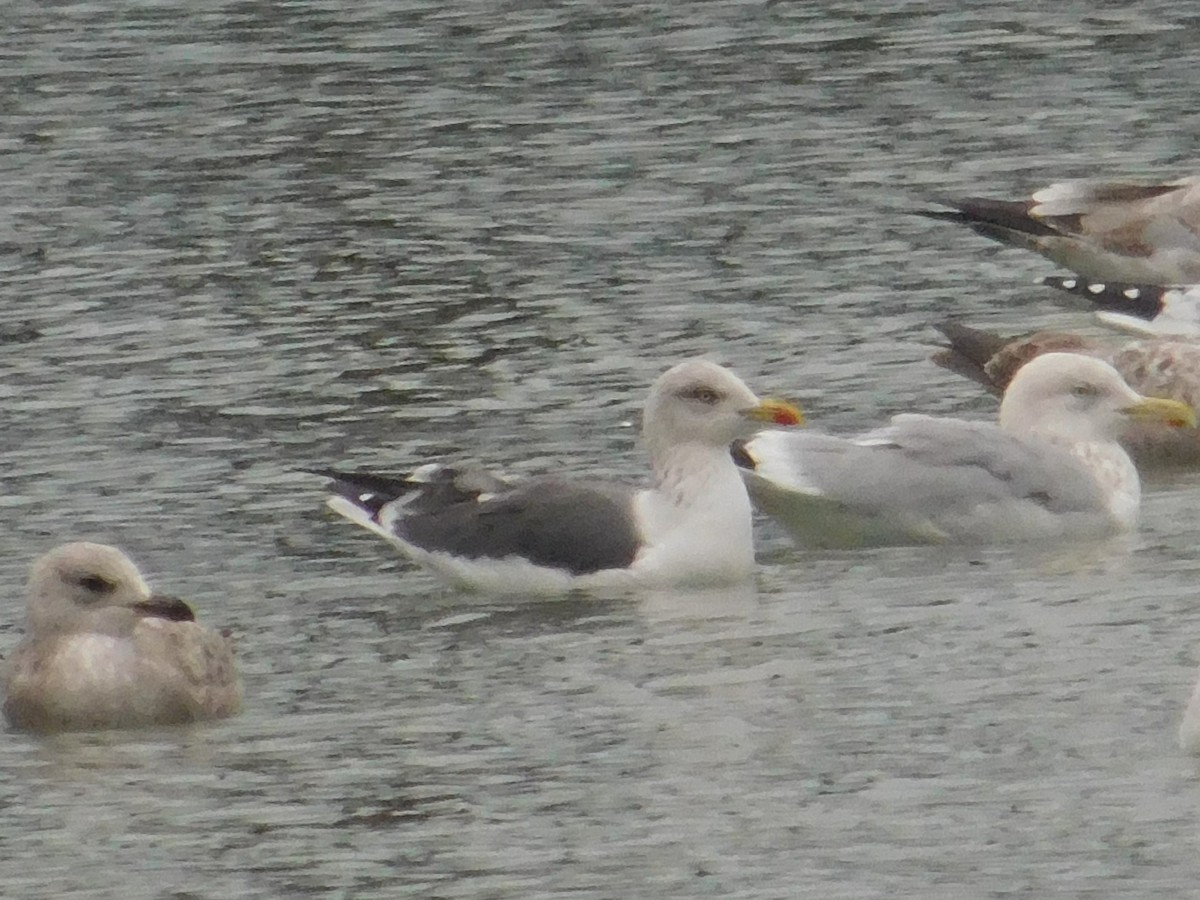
922 176 1200 284
736 354 1194 548
4 543 242 732
933 321 1200 465
312 359 803 594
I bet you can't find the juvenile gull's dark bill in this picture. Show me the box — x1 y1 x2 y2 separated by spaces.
3 543 242 733
312 359 803 594
737 353 1195 548
921 176 1200 284
933 321 1200 466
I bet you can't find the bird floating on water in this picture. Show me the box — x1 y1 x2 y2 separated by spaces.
312 359 803 594
4 542 242 732
736 353 1195 547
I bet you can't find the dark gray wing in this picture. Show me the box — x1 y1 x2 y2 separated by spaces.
394 478 641 575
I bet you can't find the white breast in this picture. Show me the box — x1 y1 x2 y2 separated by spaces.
632 454 756 586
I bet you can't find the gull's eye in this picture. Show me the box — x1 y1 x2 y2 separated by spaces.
78 573 117 595
680 385 722 405
1071 383 1101 398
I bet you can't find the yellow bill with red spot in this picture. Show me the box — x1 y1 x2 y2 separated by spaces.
1122 396 1197 429
742 398 804 427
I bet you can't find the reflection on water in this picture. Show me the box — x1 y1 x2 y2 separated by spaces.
3 0 1200 897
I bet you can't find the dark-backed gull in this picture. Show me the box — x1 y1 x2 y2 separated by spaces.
313 359 803 593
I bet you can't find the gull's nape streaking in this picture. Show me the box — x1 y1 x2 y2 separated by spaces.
737 353 1195 548
311 359 803 594
921 176 1200 284
3 543 242 733
933 321 1200 466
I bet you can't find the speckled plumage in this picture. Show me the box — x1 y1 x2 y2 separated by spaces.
3 543 241 732
934 322 1200 465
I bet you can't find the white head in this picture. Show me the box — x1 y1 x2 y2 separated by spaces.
641 359 802 461
999 352 1196 441
25 542 192 635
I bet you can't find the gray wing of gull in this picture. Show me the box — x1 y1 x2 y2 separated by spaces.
743 416 1112 546
392 478 642 575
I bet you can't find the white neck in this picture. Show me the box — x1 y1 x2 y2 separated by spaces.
633 442 755 584
1001 404 1093 444
653 440 743 500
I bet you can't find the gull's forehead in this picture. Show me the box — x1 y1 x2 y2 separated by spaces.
33 542 144 588
654 359 750 396
659 358 725 384
1018 353 1126 393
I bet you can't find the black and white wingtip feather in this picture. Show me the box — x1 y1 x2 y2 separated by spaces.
305 464 511 523
1040 276 1167 320
1040 276 1200 337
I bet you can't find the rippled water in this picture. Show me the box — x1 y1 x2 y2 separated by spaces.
3 1 1200 897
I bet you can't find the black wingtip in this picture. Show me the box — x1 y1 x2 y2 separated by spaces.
306 464 514 519
915 208 975 224
303 467 413 494
917 196 1061 239
927 322 1009 395
303 468 417 518
1040 276 1166 321
931 321 1008 362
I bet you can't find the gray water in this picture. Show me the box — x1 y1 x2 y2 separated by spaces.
2 1 1200 897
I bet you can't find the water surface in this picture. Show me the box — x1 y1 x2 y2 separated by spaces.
2 1 1200 897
